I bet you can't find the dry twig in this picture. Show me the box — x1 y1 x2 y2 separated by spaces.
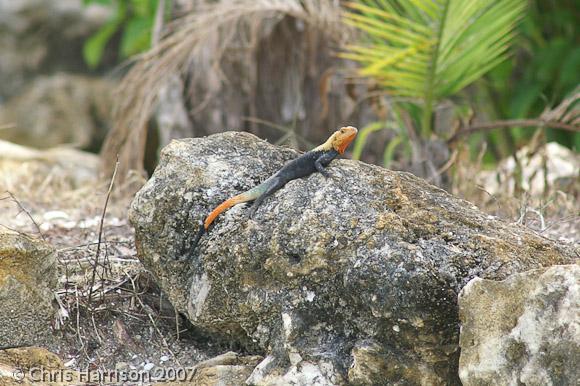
449 90 579 142
1 191 45 240
125 272 182 367
87 158 120 305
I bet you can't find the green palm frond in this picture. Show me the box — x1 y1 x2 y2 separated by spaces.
342 0 526 135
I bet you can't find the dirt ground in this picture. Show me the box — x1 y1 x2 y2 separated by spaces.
0 160 235 375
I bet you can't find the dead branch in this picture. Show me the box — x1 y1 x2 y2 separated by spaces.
1 191 45 240
448 118 579 143
450 89 579 142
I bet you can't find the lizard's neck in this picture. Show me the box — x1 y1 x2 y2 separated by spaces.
312 135 335 153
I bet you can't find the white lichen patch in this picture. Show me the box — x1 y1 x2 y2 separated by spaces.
288 352 302 366
187 273 210 320
282 312 293 339
303 288 316 302
459 336 507 381
281 361 338 386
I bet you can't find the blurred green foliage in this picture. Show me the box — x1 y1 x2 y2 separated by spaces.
484 0 580 154
344 0 578 169
343 0 527 168
84 0 577 165
83 0 162 68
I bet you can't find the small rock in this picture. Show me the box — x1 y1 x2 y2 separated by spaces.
479 142 579 196
0 230 57 347
0 74 113 149
170 352 262 386
43 210 69 221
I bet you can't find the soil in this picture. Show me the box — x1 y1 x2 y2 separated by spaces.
0 183 246 376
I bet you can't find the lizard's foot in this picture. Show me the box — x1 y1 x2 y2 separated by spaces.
246 208 257 221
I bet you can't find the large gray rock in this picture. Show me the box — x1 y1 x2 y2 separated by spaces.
459 264 579 386
129 132 577 385
0 230 57 347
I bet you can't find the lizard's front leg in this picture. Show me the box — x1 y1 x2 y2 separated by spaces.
315 152 337 178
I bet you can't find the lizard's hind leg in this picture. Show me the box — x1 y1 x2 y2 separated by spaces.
247 177 283 219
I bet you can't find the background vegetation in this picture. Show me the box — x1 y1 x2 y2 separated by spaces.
484 0 579 153
85 0 577 175
83 0 165 68
0 0 575 379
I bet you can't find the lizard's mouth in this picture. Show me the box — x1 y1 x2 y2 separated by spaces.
336 127 358 154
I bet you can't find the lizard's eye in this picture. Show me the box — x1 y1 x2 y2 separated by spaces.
340 128 345 133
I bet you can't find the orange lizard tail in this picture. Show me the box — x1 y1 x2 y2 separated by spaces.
204 190 259 229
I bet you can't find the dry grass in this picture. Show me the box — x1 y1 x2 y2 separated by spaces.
101 0 345 180
452 142 579 244
0 150 217 371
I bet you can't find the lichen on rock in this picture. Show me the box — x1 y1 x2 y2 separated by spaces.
130 132 577 385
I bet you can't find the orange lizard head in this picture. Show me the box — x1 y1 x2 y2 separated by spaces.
331 126 358 154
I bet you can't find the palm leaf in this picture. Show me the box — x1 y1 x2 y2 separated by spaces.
342 0 526 135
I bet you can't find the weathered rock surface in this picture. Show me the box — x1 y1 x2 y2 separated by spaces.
152 352 263 386
0 347 64 386
459 264 579 386
129 132 577 385
0 231 57 347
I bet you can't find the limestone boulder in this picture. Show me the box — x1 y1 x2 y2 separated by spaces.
459 264 579 386
130 132 577 385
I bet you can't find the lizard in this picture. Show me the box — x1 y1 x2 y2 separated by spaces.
191 126 358 250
